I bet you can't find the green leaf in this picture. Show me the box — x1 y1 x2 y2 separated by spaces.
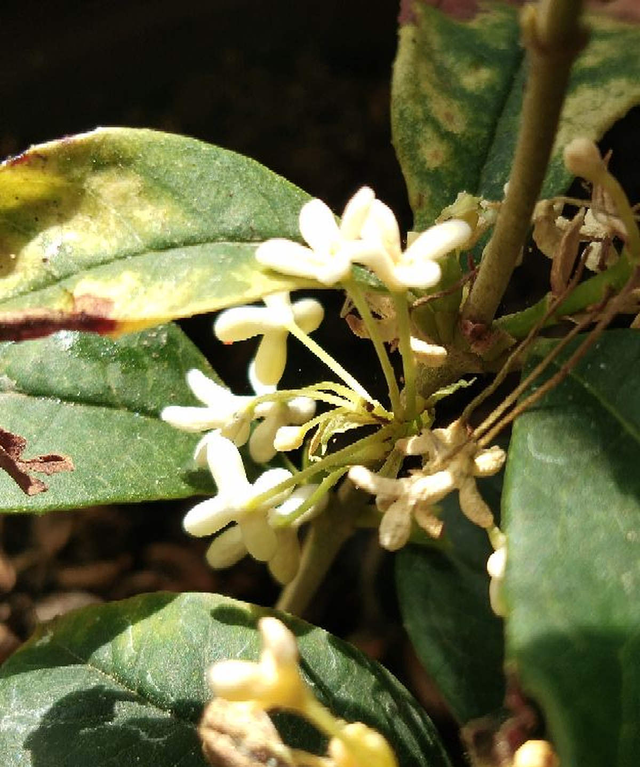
396 481 506 724
502 329 640 767
0 323 216 512
0 128 313 330
0 592 453 767
392 4 640 228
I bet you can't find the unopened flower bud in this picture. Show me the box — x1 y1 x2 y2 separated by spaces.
513 739 559 767
564 138 604 181
274 425 305 451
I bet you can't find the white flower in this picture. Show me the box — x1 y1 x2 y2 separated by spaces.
249 390 316 464
487 529 508 617
256 187 379 285
206 483 326 584
207 617 309 710
257 187 471 292
214 292 324 386
185 432 293 561
192 433 326 583
161 369 253 444
359 199 472 291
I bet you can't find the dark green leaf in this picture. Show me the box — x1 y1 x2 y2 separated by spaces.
502 329 640 767
0 592 453 767
0 129 314 330
0 323 215 511
396 482 506 724
392 5 640 227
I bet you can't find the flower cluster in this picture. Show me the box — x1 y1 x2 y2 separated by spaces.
206 617 398 767
162 187 491 587
257 186 471 292
349 420 506 551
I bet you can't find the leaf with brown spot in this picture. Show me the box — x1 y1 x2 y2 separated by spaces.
0 322 217 513
0 426 73 495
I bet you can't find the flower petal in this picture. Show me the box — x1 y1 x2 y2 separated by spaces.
186 369 231 407
299 198 341 252
239 513 278 561
253 330 288 387
204 433 249 493
404 219 471 263
291 298 324 334
214 306 282 342
183 496 238 537
249 406 286 463
379 498 412 551
340 186 375 240
391 259 442 290
160 405 220 432
207 660 263 699
363 199 402 260
255 239 319 280
206 525 247 568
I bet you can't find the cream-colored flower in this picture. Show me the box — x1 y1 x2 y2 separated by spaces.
160 369 253 444
208 617 310 711
256 187 378 286
359 199 472 291
348 465 445 551
349 420 505 550
186 432 293 562
250 394 316 463
207 617 398 767
398 420 505 527
206 483 327 584
214 292 324 386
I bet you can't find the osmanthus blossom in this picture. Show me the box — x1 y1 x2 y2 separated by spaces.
214 291 324 387
160 364 316 464
256 187 378 286
161 368 254 444
349 420 505 550
187 432 325 584
207 617 399 767
358 198 472 291
257 186 472 292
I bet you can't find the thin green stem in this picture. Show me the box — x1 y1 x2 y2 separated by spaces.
473 307 595 444
345 279 402 415
276 480 366 616
247 423 398 511
286 322 378 406
393 292 417 420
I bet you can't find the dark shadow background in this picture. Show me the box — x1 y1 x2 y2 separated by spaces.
0 0 411 227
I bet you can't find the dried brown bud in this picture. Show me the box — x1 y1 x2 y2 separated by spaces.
199 698 295 767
